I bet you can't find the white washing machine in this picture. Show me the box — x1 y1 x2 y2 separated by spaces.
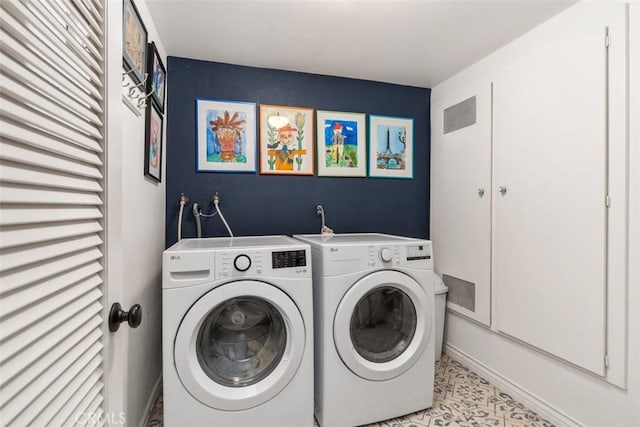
293 233 435 427
162 236 314 427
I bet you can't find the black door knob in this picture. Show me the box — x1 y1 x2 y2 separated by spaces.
109 302 143 332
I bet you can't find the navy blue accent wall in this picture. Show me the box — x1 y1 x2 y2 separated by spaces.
165 57 430 246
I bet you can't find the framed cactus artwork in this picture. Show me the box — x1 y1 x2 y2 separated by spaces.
196 99 257 172
259 105 315 175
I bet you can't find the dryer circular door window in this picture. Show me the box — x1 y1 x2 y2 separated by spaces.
174 280 305 411
333 270 432 381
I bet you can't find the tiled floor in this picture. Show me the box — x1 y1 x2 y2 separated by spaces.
147 354 554 426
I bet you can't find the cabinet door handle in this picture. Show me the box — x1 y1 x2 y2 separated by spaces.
498 186 507 195
477 188 485 197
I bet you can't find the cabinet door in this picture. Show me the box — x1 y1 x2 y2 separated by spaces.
493 12 609 375
431 82 492 326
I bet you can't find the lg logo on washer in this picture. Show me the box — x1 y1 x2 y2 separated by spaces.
330 247 338 252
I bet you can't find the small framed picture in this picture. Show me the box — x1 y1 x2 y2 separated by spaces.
146 41 166 111
368 115 413 179
259 104 315 175
316 110 366 177
144 102 163 182
196 98 257 173
123 0 148 86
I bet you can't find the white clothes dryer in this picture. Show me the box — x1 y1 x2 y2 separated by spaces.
293 233 435 427
162 236 314 427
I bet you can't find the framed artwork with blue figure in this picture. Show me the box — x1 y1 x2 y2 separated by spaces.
368 115 413 179
316 110 366 177
146 41 166 111
196 99 257 172
144 101 163 182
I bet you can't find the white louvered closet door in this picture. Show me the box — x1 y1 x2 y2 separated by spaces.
0 0 107 425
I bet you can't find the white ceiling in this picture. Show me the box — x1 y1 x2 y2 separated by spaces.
146 0 576 88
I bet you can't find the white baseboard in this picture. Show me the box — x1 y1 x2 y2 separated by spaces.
139 374 162 427
444 343 584 427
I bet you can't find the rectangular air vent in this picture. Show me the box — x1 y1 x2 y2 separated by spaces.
443 274 476 312
443 96 476 134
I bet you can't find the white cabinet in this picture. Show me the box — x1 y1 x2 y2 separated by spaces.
492 10 614 376
430 3 626 376
431 83 492 326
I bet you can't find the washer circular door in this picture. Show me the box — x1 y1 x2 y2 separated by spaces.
174 280 305 411
334 270 432 381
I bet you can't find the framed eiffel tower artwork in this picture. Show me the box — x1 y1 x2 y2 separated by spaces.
368 115 413 179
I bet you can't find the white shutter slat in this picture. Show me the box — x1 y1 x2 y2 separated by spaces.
2 74 104 138
36 0 104 62
81 0 104 23
0 15 103 101
0 185 103 206
0 95 103 153
19 0 104 70
1 51 104 126
28 362 103 427
49 0 104 50
1 340 101 419
0 162 103 193
0 306 102 382
88 406 105 427
0 118 103 165
0 220 103 250
59 382 103 427
0 141 103 179
1 271 102 337
0 29 103 113
1 260 101 318
2 1 104 84
0 235 102 273
70 0 103 36
9 355 103 426
0 206 103 226
0 248 102 294
0 327 101 408
1 291 102 363
0 0 105 423
54 377 103 427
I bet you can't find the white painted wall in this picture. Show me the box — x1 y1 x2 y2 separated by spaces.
432 2 639 426
106 1 166 425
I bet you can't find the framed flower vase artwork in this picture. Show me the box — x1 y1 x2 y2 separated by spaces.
123 0 148 86
196 99 257 173
368 115 413 179
146 41 166 111
259 104 315 175
144 102 163 182
316 110 366 177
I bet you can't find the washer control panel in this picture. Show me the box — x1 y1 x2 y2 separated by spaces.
365 242 433 269
215 248 309 279
368 245 401 267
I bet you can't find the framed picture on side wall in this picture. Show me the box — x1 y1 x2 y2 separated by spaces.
196 98 257 173
144 101 163 182
368 115 413 179
316 110 366 177
259 104 315 175
123 0 148 85
146 41 166 111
